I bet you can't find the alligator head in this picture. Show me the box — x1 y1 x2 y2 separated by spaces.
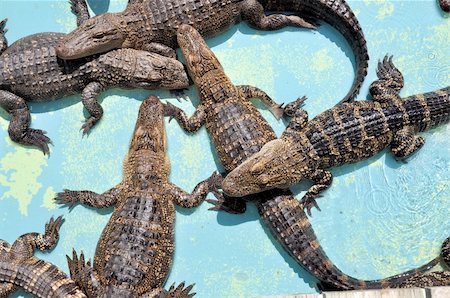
176 24 224 85
97 49 189 90
56 13 127 59
130 96 167 154
222 139 310 196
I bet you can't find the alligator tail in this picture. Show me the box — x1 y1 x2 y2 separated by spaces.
257 192 441 291
263 0 369 103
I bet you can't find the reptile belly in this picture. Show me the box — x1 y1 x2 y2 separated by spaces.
206 99 277 172
95 193 174 294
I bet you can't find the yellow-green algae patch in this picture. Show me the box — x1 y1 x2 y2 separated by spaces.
312 49 334 72
0 141 47 215
41 187 57 210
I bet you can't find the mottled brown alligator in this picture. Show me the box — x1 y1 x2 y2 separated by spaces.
165 24 443 290
56 0 368 104
0 216 87 298
221 56 450 216
55 96 219 297
0 0 189 154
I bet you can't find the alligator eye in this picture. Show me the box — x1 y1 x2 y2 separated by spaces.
251 162 265 174
259 175 270 186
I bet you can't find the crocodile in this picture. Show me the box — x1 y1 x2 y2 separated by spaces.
439 0 450 12
221 56 450 214
55 96 219 297
0 0 189 155
56 0 369 104
164 24 443 291
0 216 87 298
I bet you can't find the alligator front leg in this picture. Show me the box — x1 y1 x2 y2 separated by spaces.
0 90 52 154
282 96 309 138
80 81 106 135
67 250 102 297
70 0 91 27
369 55 404 103
55 185 122 209
391 126 425 160
142 43 177 59
167 171 220 208
241 0 315 30
301 169 333 216
206 173 247 214
0 19 7 55
164 102 207 133
236 85 284 119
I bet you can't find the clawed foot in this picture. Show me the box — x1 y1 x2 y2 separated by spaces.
54 190 79 210
22 128 52 155
163 101 180 122
80 117 97 136
207 191 246 214
301 194 322 216
44 216 64 238
284 96 307 117
170 89 189 102
166 282 196 298
66 249 91 282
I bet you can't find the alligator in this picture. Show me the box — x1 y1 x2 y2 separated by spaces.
439 0 450 12
0 0 189 155
55 96 219 297
0 216 87 298
56 0 369 104
164 24 445 291
221 56 450 215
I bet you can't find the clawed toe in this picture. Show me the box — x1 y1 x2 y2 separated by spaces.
81 118 97 136
23 129 52 155
301 195 321 216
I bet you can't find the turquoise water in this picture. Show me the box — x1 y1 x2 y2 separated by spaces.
0 0 449 297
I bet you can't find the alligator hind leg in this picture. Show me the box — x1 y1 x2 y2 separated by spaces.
55 185 122 210
67 250 102 297
0 19 7 55
0 283 17 297
369 55 404 103
0 90 51 154
241 0 315 30
391 126 425 160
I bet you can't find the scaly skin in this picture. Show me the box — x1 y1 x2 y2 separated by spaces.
55 96 219 297
0 0 189 155
56 0 368 103
223 56 450 216
439 0 450 12
0 217 87 298
166 25 443 290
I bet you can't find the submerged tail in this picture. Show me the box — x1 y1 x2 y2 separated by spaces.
257 192 440 291
262 0 369 103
